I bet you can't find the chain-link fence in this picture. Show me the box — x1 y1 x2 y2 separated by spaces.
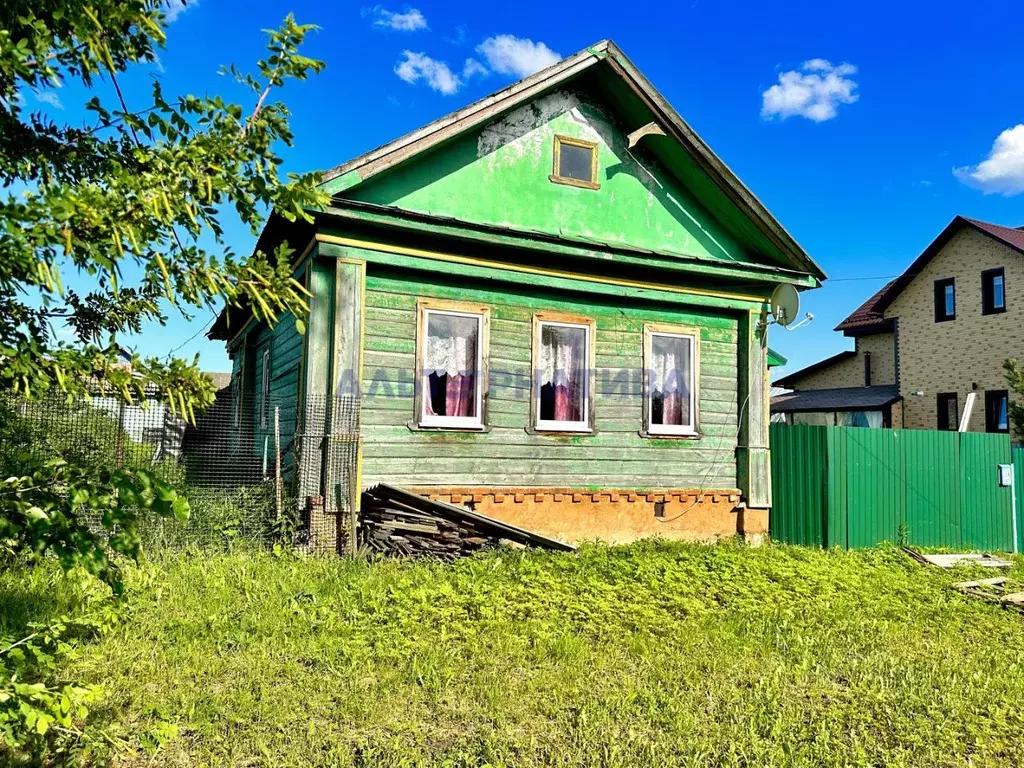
0 387 361 553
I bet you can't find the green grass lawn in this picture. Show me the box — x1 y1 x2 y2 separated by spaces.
5 542 1024 766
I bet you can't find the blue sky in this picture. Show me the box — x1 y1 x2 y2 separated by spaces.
28 0 1024 376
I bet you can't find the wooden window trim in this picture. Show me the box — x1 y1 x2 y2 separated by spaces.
936 392 958 431
934 278 956 322
414 299 490 431
530 311 596 434
550 135 600 190
981 267 1006 315
642 322 701 438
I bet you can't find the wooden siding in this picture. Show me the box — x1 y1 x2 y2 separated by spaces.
234 311 304 467
360 267 740 489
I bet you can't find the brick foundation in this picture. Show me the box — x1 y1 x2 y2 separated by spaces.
402 487 763 546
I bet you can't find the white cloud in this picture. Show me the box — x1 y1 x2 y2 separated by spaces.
954 124 1024 196
366 6 428 31
34 91 63 110
476 35 561 79
761 59 858 122
462 58 488 79
395 51 462 95
163 0 196 23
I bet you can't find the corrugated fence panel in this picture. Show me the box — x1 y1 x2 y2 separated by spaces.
769 424 826 547
824 427 849 549
843 428 906 548
1014 447 1024 554
959 433 1013 551
904 430 961 548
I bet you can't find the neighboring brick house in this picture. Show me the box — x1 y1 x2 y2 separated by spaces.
772 215 1022 437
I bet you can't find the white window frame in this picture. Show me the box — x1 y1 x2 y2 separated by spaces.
418 307 486 430
534 318 592 433
644 326 699 437
259 346 271 429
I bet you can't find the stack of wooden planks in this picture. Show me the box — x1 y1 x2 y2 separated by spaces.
953 577 1024 612
360 484 575 561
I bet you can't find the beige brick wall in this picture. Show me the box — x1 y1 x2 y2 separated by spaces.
785 332 895 390
858 332 896 387
887 228 1023 435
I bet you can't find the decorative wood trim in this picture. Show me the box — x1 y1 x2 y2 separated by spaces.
414 298 491 431
407 486 741 505
314 233 769 306
642 322 701 438
627 121 666 148
530 312 597 434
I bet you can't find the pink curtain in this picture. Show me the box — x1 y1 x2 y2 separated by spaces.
446 373 474 417
553 384 578 421
425 372 475 417
540 325 586 423
662 391 683 425
651 335 691 427
424 313 478 419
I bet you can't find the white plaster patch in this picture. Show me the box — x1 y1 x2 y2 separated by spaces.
476 90 604 169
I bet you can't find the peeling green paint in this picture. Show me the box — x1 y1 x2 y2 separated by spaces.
319 169 362 195
347 88 755 266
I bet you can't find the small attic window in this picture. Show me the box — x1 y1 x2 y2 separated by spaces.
550 135 599 190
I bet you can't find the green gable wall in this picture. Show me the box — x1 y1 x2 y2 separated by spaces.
358 264 740 489
349 88 754 267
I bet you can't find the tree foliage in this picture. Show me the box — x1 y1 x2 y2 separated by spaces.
0 0 328 586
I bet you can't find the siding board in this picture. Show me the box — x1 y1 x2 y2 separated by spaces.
360 270 741 489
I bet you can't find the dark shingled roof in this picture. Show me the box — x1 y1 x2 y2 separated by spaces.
770 385 901 413
834 280 897 333
966 218 1024 252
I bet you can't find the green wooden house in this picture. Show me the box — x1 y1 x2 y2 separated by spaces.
210 40 825 550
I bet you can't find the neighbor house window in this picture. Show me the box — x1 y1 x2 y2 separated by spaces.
644 325 699 436
937 392 958 431
985 390 1009 433
418 304 487 429
533 315 593 432
260 346 271 429
550 135 599 190
934 278 956 322
982 268 1006 315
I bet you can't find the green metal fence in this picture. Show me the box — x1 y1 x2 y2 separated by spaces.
770 425 1016 551
1014 446 1024 554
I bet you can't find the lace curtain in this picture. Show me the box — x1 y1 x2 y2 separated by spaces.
539 324 586 422
650 335 691 426
424 313 478 418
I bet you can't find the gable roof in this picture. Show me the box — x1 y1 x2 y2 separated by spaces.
320 40 824 281
834 280 897 333
866 215 1024 317
772 350 856 389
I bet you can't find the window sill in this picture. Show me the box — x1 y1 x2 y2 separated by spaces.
982 308 1007 316
525 425 595 437
407 420 491 434
639 428 702 440
934 316 956 323
548 174 600 191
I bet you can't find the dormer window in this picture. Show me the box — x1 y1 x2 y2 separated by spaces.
550 135 599 190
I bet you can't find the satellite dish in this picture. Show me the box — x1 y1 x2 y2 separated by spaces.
770 284 800 327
